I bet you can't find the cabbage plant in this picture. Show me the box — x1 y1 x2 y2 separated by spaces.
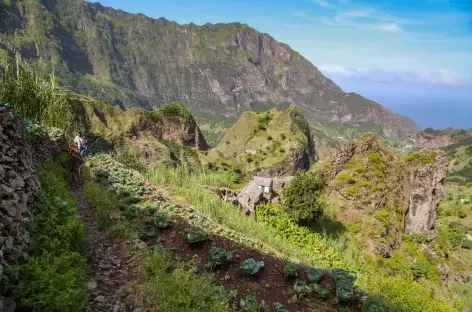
182 227 207 244
293 280 309 295
209 247 232 266
241 258 264 275
362 297 391 312
139 227 156 240
155 214 170 229
307 267 324 283
283 262 299 280
310 283 329 298
275 302 289 312
332 269 357 302
240 295 258 312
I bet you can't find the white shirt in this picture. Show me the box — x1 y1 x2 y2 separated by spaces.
74 136 85 149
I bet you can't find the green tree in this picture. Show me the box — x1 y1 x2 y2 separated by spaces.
282 171 327 223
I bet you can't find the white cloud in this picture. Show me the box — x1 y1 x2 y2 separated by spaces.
378 23 402 32
318 65 470 86
313 0 334 8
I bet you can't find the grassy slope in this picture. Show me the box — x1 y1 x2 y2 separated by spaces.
208 106 310 172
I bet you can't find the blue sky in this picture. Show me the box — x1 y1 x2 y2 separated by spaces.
93 0 472 129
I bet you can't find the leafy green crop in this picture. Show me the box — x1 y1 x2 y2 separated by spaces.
155 214 171 229
362 297 391 312
139 227 157 240
241 258 264 275
275 302 289 312
183 227 207 244
307 267 325 283
332 269 357 302
209 248 233 266
293 280 309 295
310 283 329 298
283 262 299 280
240 295 258 312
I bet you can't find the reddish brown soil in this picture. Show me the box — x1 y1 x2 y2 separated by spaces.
145 220 363 312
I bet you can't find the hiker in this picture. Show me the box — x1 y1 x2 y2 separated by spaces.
74 131 87 157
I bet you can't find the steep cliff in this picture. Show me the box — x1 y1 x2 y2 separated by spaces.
0 0 419 141
315 134 448 257
405 151 449 234
208 106 315 176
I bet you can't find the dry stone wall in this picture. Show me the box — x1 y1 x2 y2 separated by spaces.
0 109 39 300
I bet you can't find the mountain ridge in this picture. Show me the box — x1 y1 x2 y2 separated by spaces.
0 0 419 142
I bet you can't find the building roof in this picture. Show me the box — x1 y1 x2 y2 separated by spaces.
252 176 273 187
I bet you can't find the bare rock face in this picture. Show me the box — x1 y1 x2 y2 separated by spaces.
405 151 448 234
0 110 39 271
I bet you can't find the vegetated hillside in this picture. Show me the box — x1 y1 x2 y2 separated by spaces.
76 100 208 170
315 134 448 257
416 127 472 149
208 105 316 176
0 0 419 143
441 137 472 186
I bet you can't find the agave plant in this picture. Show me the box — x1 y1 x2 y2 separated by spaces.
310 283 330 299
209 247 233 266
307 267 324 283
293 280 309 295
139 227 156 240
275 302 289 312
241 258 264 275
155 214 170 229
182 227 207 244
283 262 299 280
362 297 391 312
240 295 258 312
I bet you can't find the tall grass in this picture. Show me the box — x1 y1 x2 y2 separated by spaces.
134 252 231 312
0 55 75 135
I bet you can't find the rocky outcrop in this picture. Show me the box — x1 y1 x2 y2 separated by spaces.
315 134 448 256
209 106 315 174
1 0 419 140
0 110 39 284
405 151 448 234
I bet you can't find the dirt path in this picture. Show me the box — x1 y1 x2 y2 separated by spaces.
71 186 145 312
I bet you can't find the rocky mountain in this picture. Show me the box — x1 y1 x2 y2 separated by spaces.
0 0 419 142
416 128 472 149
315 134 448 257
208 106 316 176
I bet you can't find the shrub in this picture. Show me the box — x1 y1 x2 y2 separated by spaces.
241 258 264 275
283 262 299 280
182 227 207 244
282 171 327 223
209 248 233 266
